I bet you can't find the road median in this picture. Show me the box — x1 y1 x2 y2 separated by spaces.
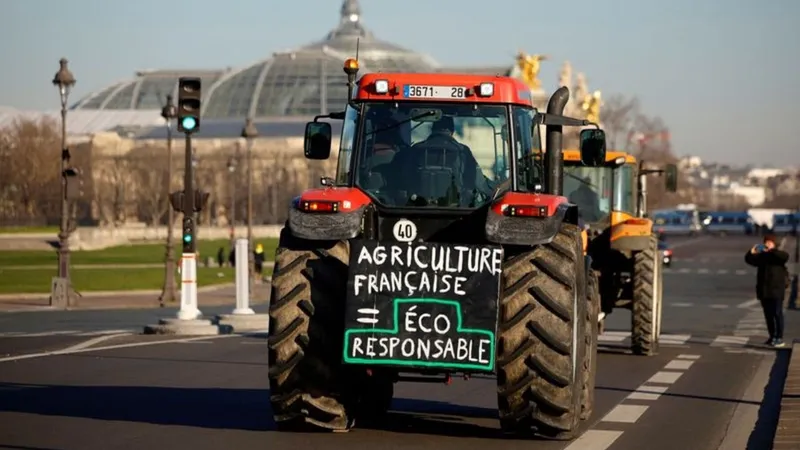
773 341 800 449
0 281 271 312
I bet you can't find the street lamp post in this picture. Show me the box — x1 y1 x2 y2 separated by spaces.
158 95 178 307
226 156 237 249
241 118 258 286
52 58 76 308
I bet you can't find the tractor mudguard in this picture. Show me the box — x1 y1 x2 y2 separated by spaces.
289 206 365 241
609 218 653 252
610 235 651 252
485 202 579 246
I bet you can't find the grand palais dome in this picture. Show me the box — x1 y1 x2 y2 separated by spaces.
70 0 444 118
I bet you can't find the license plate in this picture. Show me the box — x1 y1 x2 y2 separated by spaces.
403 85 467 99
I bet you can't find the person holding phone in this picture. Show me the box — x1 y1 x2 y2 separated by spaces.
745 234 790 347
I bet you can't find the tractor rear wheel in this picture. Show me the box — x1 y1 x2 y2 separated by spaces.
581 268 600 420
267 228 355 431
497 223 588 440
631 235 662 356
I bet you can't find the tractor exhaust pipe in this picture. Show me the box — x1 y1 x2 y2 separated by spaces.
546 86 570 196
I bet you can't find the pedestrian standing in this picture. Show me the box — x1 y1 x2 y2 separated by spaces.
745 233 790 347
254 243 265 279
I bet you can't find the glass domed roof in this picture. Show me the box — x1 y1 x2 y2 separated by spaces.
71 0 446 118
201 0 440 118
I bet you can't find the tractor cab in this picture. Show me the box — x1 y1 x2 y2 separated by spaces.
299 58 605 245
563 151 637 230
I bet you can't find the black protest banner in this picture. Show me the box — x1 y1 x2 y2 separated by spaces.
342 240 503 372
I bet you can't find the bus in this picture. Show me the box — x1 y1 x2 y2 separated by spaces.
772 212 799 235
703 211 754 235
652 209 702 236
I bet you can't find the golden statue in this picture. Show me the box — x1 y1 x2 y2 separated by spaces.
574 73 588 105
516 51 549 91
582 90 602 123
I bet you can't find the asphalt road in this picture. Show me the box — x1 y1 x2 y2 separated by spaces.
0 234 796 450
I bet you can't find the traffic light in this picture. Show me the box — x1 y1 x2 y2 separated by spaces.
177 77 202 134
182 216 195 253
64 167 84 201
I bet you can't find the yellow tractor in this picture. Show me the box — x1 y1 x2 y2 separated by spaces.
562 148 677 355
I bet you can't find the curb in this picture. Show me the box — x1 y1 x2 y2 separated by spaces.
0 282 236 301
773 341 800 449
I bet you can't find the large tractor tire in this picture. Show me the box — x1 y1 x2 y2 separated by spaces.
581 269 600 420
267 228 355 431
631 235 663 356
497 223 588 440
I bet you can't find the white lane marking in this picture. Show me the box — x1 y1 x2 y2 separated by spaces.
717 269 729 274
670 302 694 307
647 371 683 384
664 359 694 370
601 404 649 423
564 430 623 450
737 318 764 325
734 329 767 336
698 268 710 274
0 334 237 363
711 336 750 346
735 269 747 275
737 299 759 309
60 333 130 352
678 268 691 273
598 331 629 342
725 348 772 355
626 385 669 401
700 258 710 263
677 354 701 360
660 334 691 345
710 304 729 309
15 331 79 337
75 329 135 336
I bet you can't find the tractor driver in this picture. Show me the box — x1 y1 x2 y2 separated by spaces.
569 176 603 222
391 116 488 206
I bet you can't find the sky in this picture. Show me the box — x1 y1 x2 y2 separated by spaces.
1 0 798 166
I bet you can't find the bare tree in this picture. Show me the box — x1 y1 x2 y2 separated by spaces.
94 155 134 226
601 94 640 150
128 146 168 225
0 118 61 224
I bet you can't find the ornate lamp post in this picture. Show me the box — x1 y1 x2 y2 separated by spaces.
241 118 258 285
158 95 178 306
52 58 76 307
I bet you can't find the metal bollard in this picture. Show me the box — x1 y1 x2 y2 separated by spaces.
233 238 255 315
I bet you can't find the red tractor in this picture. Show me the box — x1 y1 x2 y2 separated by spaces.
267 58 608 440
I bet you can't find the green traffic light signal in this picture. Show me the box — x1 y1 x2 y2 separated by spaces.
181 116 197 131
183 234 192 243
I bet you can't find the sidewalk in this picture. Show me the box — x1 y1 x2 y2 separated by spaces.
773 342 800 448
0 282 272 312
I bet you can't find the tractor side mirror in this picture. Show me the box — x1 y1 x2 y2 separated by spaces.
304 122 332 160
664 164 678 192
579 128 606 166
